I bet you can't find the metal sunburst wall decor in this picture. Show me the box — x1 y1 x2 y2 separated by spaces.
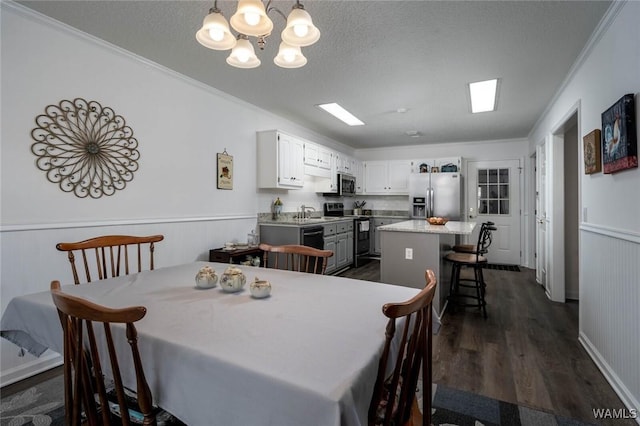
30 98 140 198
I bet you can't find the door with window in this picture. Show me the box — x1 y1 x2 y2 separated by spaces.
467 160 521 265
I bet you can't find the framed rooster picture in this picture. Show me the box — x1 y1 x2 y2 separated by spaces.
601 94 637 174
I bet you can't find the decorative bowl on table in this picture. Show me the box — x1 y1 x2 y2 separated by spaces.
220 266 247 293
195 265 218 289
250 277 272 299
427 217 449 225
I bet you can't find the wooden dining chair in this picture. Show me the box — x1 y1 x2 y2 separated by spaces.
258 243 334 274
51 280 157 425
369 269 437 426
56 235 164 284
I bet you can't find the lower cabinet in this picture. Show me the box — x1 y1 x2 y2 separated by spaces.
323 223 337 274
372 217 408 255
324 220 354 274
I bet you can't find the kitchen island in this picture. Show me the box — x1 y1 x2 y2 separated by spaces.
378 220 476 319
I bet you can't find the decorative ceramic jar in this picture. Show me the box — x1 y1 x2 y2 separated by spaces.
220 266 247 293
250 277 272 298
195 265 218 289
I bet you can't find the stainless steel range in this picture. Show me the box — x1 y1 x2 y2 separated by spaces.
324 202 371 268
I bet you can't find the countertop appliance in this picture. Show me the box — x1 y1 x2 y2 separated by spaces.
324 202 370 268
409 172 462 220
337 173 356 197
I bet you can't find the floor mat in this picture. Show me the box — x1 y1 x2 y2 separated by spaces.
482 263 521 271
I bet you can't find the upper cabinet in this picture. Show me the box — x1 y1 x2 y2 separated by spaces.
336 153 355 175
304 142 333 177
257 130 304 189
363 160 412 195
354 159 364 194
410 157 462 174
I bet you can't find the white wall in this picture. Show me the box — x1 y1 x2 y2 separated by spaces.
0 3 349 384
527 1 640 416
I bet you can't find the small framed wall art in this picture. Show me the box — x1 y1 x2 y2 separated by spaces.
601 94 637 174
583 129 601 174
217 149 233 190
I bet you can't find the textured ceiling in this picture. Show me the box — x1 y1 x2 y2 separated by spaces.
17 0 611 149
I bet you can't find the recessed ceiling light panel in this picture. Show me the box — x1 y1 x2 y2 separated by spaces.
469 78 499 113
317 103 364 126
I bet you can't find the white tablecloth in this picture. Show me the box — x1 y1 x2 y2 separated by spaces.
1 262 420 426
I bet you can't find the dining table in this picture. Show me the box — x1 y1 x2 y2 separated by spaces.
1 261 422 426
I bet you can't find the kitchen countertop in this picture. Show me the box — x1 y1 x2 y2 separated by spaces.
377 220 476 235
259 217 354 227
259 214 410 227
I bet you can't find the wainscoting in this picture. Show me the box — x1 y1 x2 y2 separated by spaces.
579 223 640 422
0 215 257 385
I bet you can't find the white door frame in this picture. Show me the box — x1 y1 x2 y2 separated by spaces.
544 101 580 303
534 144 547 288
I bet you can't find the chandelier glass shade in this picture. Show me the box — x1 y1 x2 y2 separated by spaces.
229 0 274 37
226 36 261 68
195 9 236 50
273 42 307 68
281 6 320 47
196 0 319 69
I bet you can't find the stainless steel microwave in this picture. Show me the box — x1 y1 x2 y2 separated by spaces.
338 173 356 197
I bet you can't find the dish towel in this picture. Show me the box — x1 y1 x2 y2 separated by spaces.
360 221 370 232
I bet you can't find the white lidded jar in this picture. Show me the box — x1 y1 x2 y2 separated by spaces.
250 277 271 298
220 266 247 293
195 265 218 289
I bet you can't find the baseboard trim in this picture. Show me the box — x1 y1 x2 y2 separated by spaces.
0 352 63 388
578 331 640 424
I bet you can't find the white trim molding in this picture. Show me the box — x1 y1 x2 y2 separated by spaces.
0 215 258 233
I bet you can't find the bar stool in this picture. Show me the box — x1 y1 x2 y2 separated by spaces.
452 221 494 254
445 224 496 318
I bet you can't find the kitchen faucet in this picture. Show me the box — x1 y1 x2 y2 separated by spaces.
299 205 316 219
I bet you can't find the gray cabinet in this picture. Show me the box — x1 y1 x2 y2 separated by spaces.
323 223 337 274
324 220 353 274
372 217 408 255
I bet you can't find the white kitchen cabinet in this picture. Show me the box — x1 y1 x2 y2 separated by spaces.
304 142 333 177
336 153 356 175
433 157 462 173
363 160 411 194
315 153 338 194
257 130 304 189
410 157 462 174
354 159 364 194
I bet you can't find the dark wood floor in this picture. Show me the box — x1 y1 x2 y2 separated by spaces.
339 260 634 426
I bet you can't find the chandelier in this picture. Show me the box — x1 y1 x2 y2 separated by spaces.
196 0 320 69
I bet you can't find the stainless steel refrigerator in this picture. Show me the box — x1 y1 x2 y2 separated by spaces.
409 173 462 219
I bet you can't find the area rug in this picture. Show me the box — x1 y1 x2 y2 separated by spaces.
1 373 595 426
0 373 64 426
429 384 595 426
482 263 521 272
